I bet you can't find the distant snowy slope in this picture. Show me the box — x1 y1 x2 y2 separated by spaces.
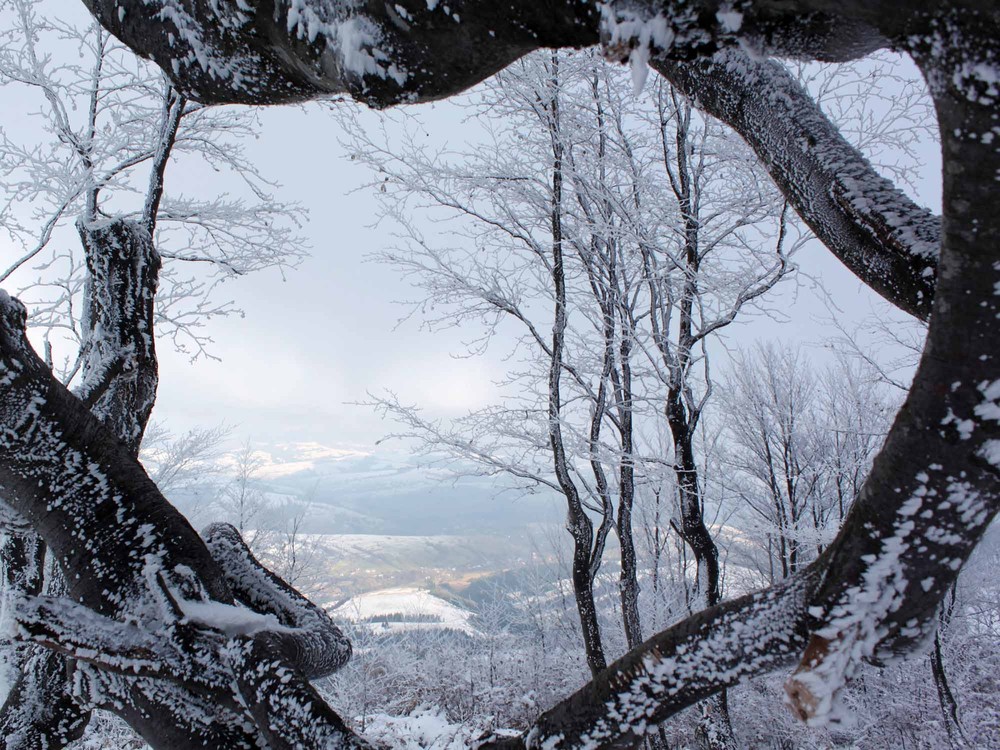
333 587 477 635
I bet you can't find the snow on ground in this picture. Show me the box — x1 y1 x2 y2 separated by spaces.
333 587 478 635
364 707 516 749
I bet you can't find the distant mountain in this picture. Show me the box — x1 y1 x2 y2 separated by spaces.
314 533 527 573
252 443 562 535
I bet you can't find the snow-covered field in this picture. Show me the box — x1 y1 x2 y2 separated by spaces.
333 587 478 636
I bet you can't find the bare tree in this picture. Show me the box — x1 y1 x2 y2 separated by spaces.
0 1 305 365
261 493 325 597
356 52 620 677
0 1 996 748
720 345 827 581
719 345 892 584
139 422 232 506
347 51 794 703
214 440 269 551
816 356 896 527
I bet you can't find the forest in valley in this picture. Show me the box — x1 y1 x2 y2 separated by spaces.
0 1 998 749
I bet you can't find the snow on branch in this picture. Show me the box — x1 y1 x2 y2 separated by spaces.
3 592 232 693
652 48 939 320
202 522 352 680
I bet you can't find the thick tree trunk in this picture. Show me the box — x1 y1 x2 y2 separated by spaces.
73 90 179 454
0 293 363 749
0 217 161 749
653 49 939 321
0 534 89 749
80 3 937 318
74 220 160 453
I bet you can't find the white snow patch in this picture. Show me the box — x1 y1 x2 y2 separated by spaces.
285 2 409 86
333 587 477 635
599 7 675 95
715 9 743 32
177 598 293 637
975 379 1000 423
980 439 1000 467
365 706 511 749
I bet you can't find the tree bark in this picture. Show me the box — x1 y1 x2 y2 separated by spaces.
78 1 907 109
0 293 364 749
11 1 995 747
75 219 161 454
0 534 90 750
653 49 939 321
615 345 644 652
0 217 162 749
81 1 941 325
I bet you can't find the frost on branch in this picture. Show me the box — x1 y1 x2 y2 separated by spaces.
652 48 940 320
2 1 998 748
75 219 161 455
202 522 352 679
0 289 369 748
83 2 939 325
5 592 231 691
0 532 90 748
83 0 900 109
484 15 999 746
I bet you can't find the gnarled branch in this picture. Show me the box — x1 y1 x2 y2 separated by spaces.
652 49 939 320
202 522 352 680
0 291 366 749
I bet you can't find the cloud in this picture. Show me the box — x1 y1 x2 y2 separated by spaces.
248 441 372 478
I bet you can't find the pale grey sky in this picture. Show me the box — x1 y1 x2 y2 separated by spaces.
155 95 935 459
157 90 933 422
153 100 512 450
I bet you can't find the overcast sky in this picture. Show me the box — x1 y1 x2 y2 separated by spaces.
152 101 512 450
150 91 937 456
0 4 940 514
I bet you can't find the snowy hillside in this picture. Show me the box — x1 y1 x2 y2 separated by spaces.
333 587 478 636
